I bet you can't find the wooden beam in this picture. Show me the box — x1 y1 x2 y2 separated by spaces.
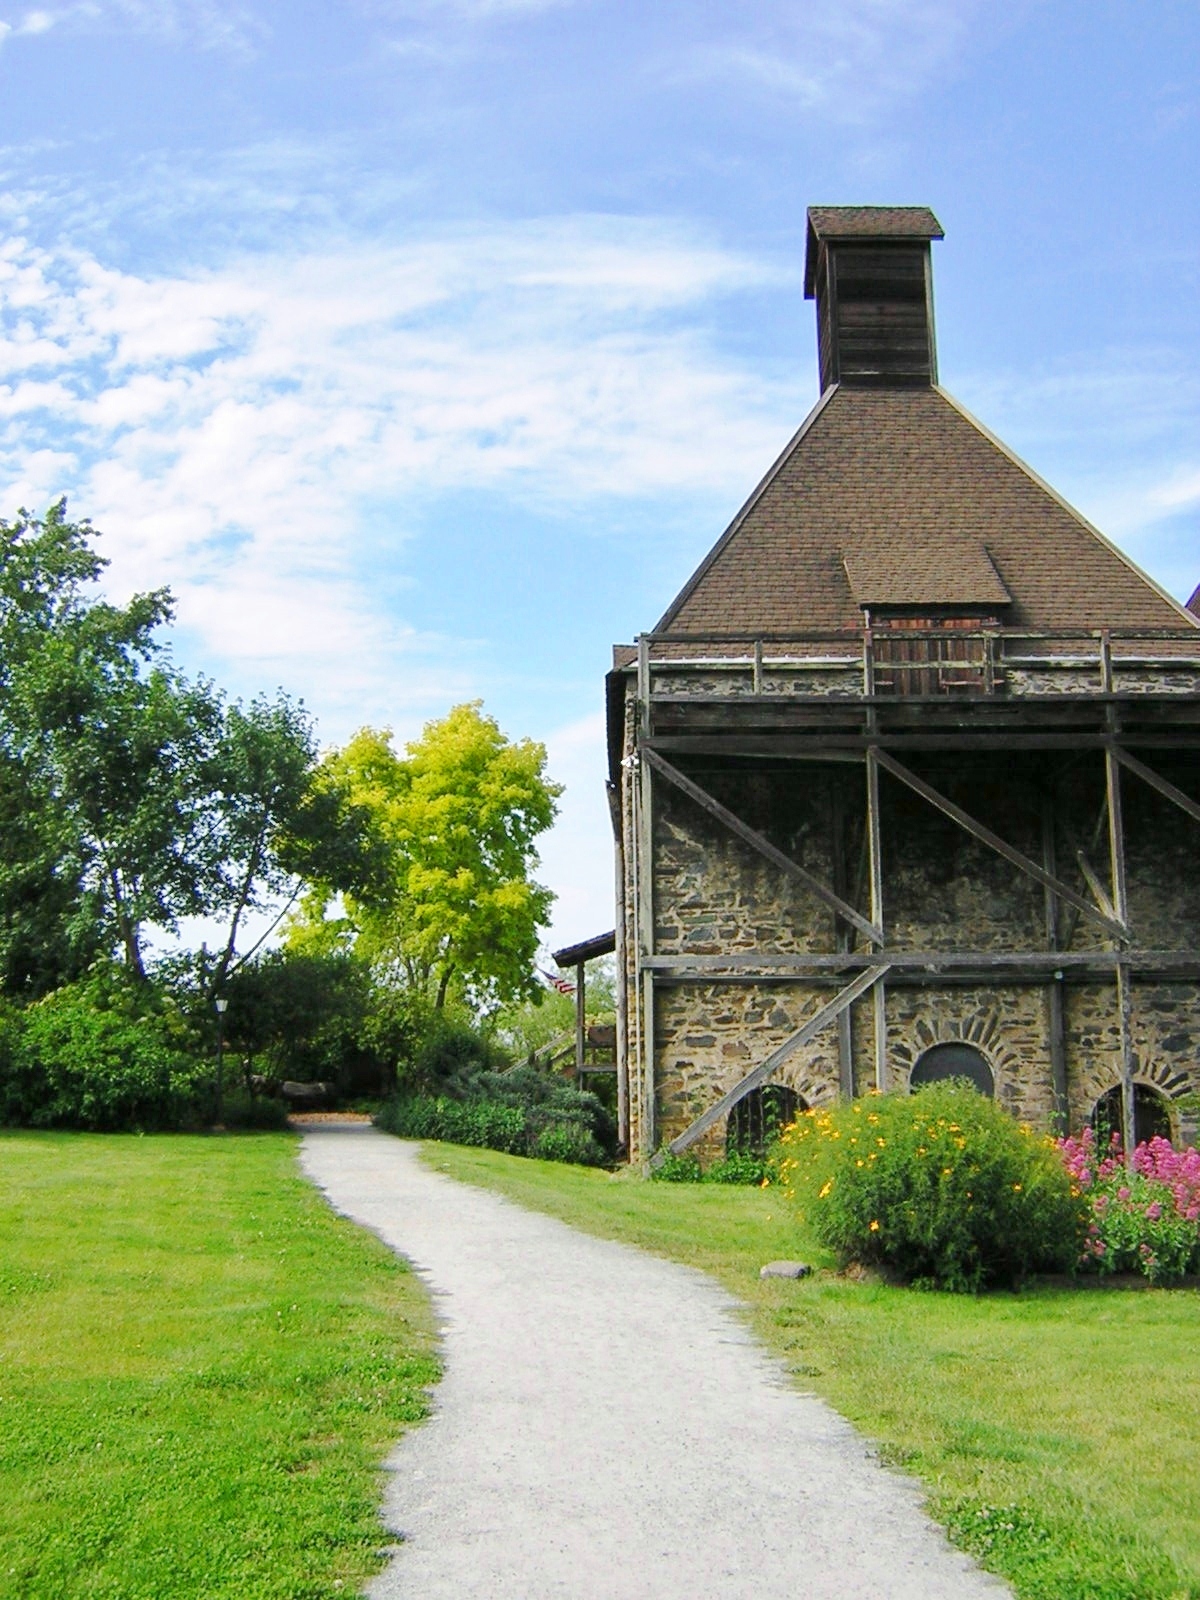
1117 960 1135 1163
1106 747 1128 929
574 961 586 1083
1074 847 1116 922
654 965 891 1162
873 981 888 1092
872 748 1127 939
643 748 883 946
1041 791 1069 1130
866 748 884 937
1112 746 1200 826
605 778 630 1152
641 949 1199 973
830 785 855 1100
637 742 656 1157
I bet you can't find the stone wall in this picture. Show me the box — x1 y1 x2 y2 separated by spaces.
614 667 1200 1164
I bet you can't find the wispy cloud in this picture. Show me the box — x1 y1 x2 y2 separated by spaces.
0 216 800 729
0 0 264 53
661 0 984 120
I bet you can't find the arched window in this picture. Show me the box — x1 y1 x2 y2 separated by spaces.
727 1084 804 1156
910 1041 994 1097
1091 1084 1172 1149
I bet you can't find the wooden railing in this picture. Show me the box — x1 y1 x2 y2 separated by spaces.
637 627 1200 699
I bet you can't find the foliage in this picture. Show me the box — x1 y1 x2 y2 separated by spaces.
778 1084 1086 1291
428 1143 1200 1600
1059 1127 1200 1284
492 957 617 1063
0 970 210 1130
412 1011 512 1090
376 1033 614 1164
298 705 562 1009
0 504 375 991
375 1094 529 1153
0 1133 439 1598
652 1148 772 1185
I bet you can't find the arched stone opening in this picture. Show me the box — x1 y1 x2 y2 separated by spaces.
1091 1083 1173 1149
910 1040 994 1097
727 1084 804 1156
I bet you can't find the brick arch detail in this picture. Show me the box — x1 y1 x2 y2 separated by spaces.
888 1007 1021 1091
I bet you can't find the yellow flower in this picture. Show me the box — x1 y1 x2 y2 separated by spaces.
869 1220 880 1232
917 1146 927 1156
818 1179 833 1199
1012 1183 1022 1192
876 1137 886 1147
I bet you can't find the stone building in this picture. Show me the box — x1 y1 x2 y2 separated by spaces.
605 206 1200 1167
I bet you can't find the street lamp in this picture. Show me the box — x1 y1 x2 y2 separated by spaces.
214 997 229 1127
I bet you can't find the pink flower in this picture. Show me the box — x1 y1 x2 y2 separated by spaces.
1117 1186 1131 1202
1145 1202 1162 1221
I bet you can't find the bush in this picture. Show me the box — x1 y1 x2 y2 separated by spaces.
375 1064 612 1167
0 982 209 1131
650 1149 771 1185
1060 1128 1200 1284
779 1084 1087 1291
374 1094 528 1154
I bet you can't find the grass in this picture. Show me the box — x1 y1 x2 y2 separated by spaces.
421 1141 1200 1600
0 1132 438 1600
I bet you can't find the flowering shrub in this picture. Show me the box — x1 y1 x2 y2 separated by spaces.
1059 1127 1200 1285
778 1083 1086 1292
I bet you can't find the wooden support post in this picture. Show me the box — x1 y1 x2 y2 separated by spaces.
830 785 855 1099
606 779 629 1152
1117 960 1136 1161
753 638 764 694
873 981 888 1092
636 654 657 1155
1041 791 1069 1130
1106 746 1134 1162
866 747 886 1089
654 964 891 1162
1105 748 1128 928
574 961 586 1085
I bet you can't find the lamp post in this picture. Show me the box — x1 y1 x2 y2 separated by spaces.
214 997 229 1127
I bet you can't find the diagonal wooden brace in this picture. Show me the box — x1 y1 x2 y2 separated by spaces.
1111 746 1200 826
652 964 891 1164
644 748 883 947
872 748 1126 940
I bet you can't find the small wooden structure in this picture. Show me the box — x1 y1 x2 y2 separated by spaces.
606 206 1200 1166
552 930 621 1133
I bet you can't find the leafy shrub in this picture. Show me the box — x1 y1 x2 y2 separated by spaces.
1060 1127 1200 1284
651 1151 703 1183
650 1149 770 1184
375 1064 612 1167
0 982 209 1131
375 1094 528 1154
530 1121 605 1166
779 1084 1086 1291
413 1016 511 1092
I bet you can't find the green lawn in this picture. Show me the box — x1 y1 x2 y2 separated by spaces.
0 1132 438 1600
422 1142 1200 1600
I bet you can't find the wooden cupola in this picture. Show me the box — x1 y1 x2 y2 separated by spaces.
805 206 943 392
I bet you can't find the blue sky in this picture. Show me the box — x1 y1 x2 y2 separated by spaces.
0 0 1197 951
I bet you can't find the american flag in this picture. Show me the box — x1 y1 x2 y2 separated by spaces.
540 968 575 996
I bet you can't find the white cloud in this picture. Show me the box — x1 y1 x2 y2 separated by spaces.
0 0 264 52
0 215 801 732
662 0 984 120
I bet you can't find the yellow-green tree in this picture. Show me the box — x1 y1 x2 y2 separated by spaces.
294 703 561 1009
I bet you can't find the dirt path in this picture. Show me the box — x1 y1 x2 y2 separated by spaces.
300 1126 1008 1600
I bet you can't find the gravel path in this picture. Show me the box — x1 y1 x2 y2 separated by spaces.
300 1126 1008 1600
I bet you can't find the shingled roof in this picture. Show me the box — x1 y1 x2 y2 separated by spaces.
655 384 1195 636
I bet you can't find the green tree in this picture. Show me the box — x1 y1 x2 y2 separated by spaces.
0 503 377 990
297 704 562 1009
